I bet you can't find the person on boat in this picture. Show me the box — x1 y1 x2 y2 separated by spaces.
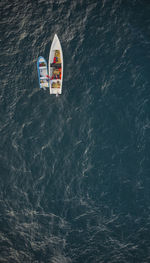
46 75 53 80
53 57 56 63
46 75 51 79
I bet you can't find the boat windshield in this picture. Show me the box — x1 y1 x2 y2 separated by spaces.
50 63 61 68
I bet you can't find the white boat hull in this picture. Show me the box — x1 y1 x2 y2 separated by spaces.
37 56 49 90
49 34 63 95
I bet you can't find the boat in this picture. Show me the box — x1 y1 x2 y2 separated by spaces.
37 56 49 90
49 34 63 95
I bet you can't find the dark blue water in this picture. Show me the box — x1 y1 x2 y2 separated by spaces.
1 0 150 262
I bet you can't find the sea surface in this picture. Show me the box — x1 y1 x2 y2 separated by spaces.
0 0 150 262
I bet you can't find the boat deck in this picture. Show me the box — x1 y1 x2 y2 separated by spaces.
52 80 61 89
54 50 61 63
37 56 49 89
40 81 49 88
51 50 62 80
